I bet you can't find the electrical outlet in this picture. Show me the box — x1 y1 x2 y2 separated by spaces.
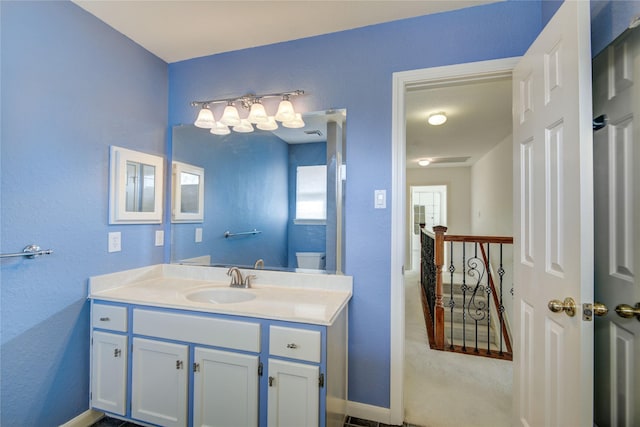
108 232 121 253
195 227 203 243
155 230 164 246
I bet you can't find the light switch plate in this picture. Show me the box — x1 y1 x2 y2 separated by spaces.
108 232 121 253
195 227 203 243
374 190 386 209
155 230 164 246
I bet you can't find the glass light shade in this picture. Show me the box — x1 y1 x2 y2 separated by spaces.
282 113 305 129
220 105 241 126
194 108 216 128
233 119 254 133
210 122 230 135
257 116 278 131
428 112 447 126
274 99 295 122
247 102 268 123
418 159 431 167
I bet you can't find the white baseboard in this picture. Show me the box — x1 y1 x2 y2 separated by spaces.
346 400 392 424
59 409 104 427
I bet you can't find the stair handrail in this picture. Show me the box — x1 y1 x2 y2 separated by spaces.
431 226 513 356
478 243 513 354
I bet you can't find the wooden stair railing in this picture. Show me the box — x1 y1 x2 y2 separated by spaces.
421 226 513 360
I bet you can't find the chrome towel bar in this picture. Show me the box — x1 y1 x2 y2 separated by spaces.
224 229 261 238
0 244 54 259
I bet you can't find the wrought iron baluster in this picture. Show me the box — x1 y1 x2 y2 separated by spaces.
461 243 467 351
448 241 455 349
486 243 492 355
498 243 505 356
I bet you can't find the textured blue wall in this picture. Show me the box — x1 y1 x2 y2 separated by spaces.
168 0 543 407
591 0 640 56
172 126 289 267
287 142 327 268
0 2 167 425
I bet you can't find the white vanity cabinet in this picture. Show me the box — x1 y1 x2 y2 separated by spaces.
89 297 348 427
90 304 128 416
131 338 189 427
193 347 259 427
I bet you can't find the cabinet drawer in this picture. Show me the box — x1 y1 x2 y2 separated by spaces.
133 309 261 353
269 326 321 363
92 303 127 332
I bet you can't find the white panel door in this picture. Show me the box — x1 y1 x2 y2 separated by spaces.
593 24 640 427
193 347 259 427
267 359 319 427
131 337 189 427
512 1 593 426
91 331 127 415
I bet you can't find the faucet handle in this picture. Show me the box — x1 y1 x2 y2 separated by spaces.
243 274 256 288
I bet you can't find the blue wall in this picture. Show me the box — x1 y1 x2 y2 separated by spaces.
172 126 289 267
591 0 640 56
287 142 327 268
168 0 543 407
3 0 636 424
0 1 167 425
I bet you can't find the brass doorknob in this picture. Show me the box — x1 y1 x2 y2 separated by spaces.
593 302 609 317
615 303 640 321
548 297 576 317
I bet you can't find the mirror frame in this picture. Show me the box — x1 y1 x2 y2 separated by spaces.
172 161 205 223
109 145 164 224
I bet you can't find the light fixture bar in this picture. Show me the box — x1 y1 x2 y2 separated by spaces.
191 90 304 108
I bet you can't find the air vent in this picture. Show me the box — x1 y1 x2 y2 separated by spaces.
430 156 471 164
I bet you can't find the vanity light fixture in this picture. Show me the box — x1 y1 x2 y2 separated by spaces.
210 121 231 136
418 159 431 167
194 106 216 129
191 90 304 134
257 116 278 131
428 112 447 126
282 113 305 129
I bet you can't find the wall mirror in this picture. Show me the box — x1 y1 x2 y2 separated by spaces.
109 145 164 224
172 161 205 223
170 109 346 274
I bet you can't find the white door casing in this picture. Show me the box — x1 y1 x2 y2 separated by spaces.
593 25 640 427
512 1 593 426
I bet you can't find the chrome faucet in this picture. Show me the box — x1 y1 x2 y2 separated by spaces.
227 267 255 288
227 267 244 287
254 259 264 269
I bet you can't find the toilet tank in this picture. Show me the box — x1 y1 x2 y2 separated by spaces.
295 252 326 269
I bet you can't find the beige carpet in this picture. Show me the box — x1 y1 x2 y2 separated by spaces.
403 271 512 427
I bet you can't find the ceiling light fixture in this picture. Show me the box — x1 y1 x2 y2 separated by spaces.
428 112 447 126
192 90 304 134
418 159 431 167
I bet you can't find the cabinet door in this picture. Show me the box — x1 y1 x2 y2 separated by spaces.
267 359 319 427
131 338 188 427
193 348 259 427
91 331 127 415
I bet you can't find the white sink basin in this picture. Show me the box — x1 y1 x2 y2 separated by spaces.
186 288 256 304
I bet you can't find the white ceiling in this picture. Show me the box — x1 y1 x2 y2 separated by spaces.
72 0 499 63
72 0 510 164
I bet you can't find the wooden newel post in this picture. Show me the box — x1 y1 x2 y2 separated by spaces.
433 225 447 350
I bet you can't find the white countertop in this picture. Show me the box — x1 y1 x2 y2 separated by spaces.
89 264 352 326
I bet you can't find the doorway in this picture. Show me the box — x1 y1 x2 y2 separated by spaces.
390 57 520 425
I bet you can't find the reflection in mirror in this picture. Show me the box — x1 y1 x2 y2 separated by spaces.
126 161 156 212
109 146 164 224
170 109 346 273
172 161 205 223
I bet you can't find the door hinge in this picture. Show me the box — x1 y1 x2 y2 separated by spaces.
319 373 325 388
193 362 200 373
258 362 263 376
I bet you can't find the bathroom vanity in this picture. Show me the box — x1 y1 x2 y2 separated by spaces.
88 264 351 427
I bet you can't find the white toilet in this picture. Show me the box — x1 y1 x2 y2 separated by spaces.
295 252 326 270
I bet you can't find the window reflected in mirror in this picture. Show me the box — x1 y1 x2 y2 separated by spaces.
172 161 204 223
